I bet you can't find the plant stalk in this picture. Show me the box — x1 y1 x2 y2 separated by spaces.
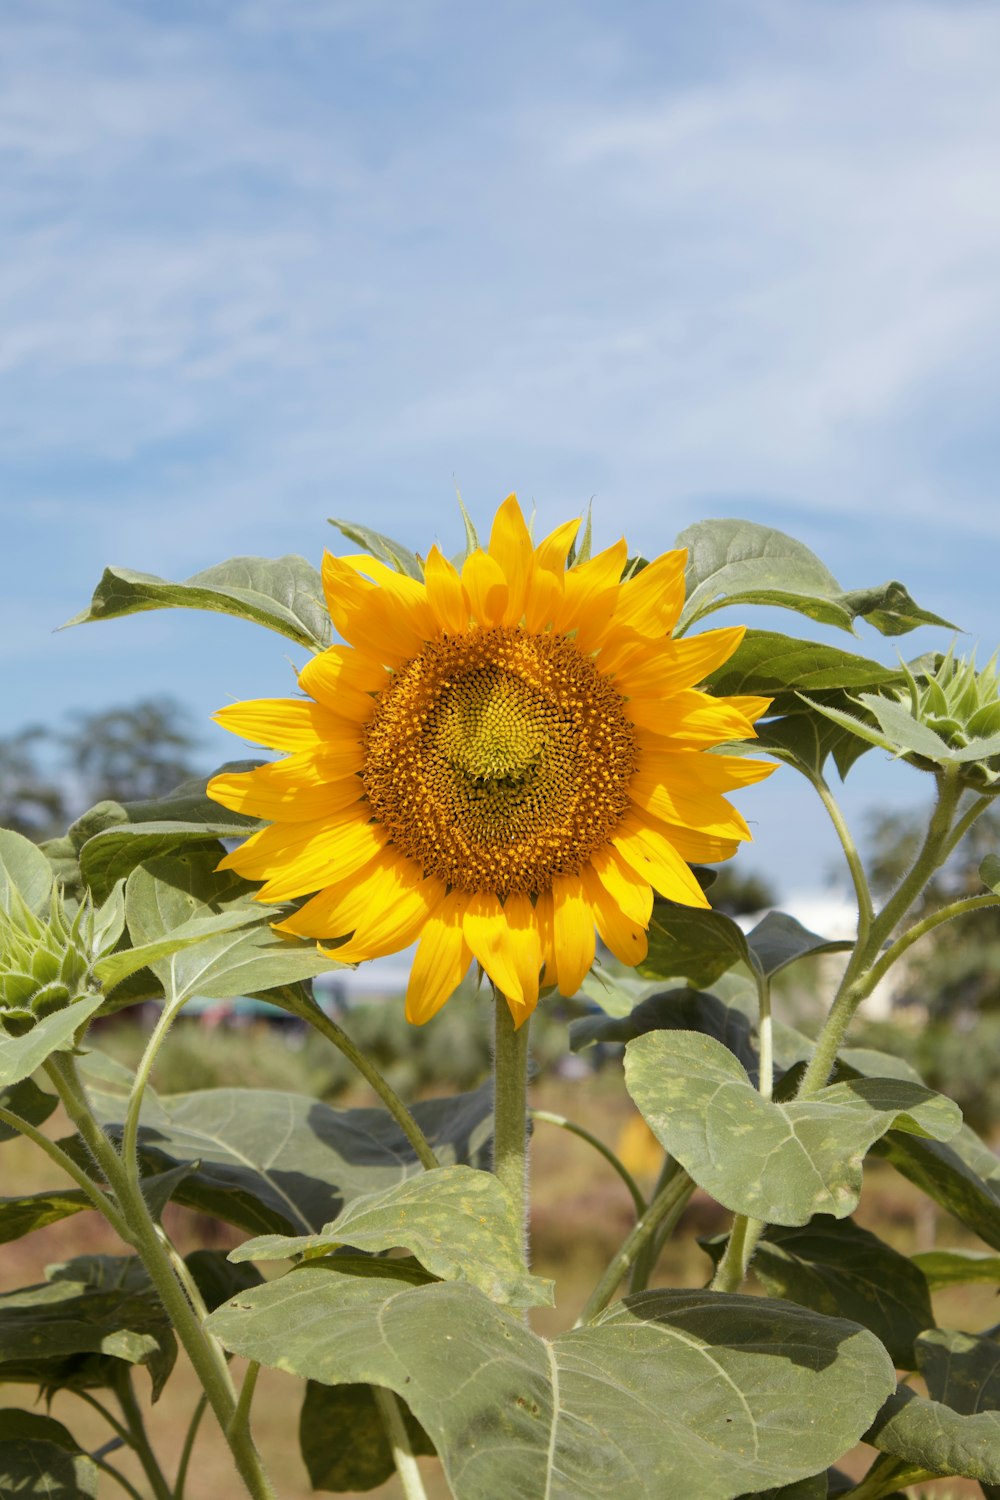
373 1387 430 1500
577 1165 694 1324
530 1109 646 1217
113 1367 173 1500
492 995 531 1259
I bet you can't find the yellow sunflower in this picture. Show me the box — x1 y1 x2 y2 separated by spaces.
207 496 774 1027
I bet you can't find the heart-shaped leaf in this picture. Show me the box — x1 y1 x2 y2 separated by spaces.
65 555 330 651
232 1164 552 1308
208 1275 894 1500
639 905 750 987
0 1410 98 1498
625 1031 961 1225
707 631 904 717
744 912 853 979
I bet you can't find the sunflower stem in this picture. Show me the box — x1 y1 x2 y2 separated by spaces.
373 1387 430 1500
491 994 531 1267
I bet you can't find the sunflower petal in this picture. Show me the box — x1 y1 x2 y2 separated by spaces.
589 845 653 927
550 874 596 996
581 865 649 965
462 549 509 627
321 876 444 963
612 817 710 908
213 699 352 753
424 545 471 634
208 762 364 822
611 550 687 638
534 517 580 575
406 890 474 1024
488 494 534 625
463 890 540 1020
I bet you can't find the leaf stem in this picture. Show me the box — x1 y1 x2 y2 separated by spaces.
45 1054 277 1500
173 1393 208 1500
577 1164 694 1325
229 1361 261 1448
530 1110 646 1217
123 997 185 1186
90 1454 147 1500
0 1102 131 1240
492 996 531 1264
756 972 774 1103
373 1387 430 1500
809 771 874 946
629 1155 679 1294
710 1214 764 1292
271 987 439 1170
113 1366 174 1500
863 892 1000 991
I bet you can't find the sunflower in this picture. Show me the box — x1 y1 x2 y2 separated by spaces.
207 497 774 1026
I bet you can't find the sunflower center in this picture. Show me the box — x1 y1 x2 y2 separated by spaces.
362 627 638 896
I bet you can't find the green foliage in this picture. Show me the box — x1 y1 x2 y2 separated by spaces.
0 1410 98 1498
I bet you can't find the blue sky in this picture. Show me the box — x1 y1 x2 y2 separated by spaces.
3 0 1000 894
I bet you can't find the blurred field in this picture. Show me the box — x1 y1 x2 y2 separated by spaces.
1 1013 996 1499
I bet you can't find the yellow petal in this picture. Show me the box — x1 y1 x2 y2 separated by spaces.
275 848 415 936
628 689 762 749
208 762 363 823
612 817 710 908
462 549 509 628
580 865 649 966
628 765 752 839
321 876 443 963
406 890 474 1024
226 816 389 901
588 845 653 927
424 545 470 634
534 517 580 575
653 825 741 863
553 540 628 648
610 550 687 638
463 890 540 1021
522 565 564 633
488 494 534 625
639 749 779 795
612 626 746 698
213 699 352 753
298 653 378 723
550 874 596 997
322 553 428 664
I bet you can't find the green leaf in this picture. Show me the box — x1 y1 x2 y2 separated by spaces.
93 905 266 991
639 904 750 988
735 1477 828 1500
328 518 422 579
0 1190 91 1245
911 1248 1000 1289
677 520 953 637
65 555 331 651
707 631 904 716
755 702 873 779
625 1031 961 1226
184 1250 264 1313
703 1217 934 1367
0 1077 58 1144
869 1387 1000 1483
980 854 1000 894
872 1120 1000 1250
0 1410 98 1498
802 693 950 763
0 828 55 915
0 994 105 1088
0 1259 175 1399
300 1381 435 1492
208 1277 894 1500
87 1082 495 1236
744 911 853 979
232 1165 553 1309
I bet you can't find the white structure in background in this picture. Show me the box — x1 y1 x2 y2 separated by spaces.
737 893 897 1021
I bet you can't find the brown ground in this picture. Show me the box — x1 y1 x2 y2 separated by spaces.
0 1071 992 1499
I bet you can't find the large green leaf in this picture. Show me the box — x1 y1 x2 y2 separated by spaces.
0 994 105 1088
754 702 874 780
640 904 750 987
744 912 853 979
868 1330 1000 1483
872 1119 1000 1250
625 1031 961 1225
208 1276 894 1500
65 555 330 651
0 1190 91 1246
93 905 266 991
0 1410 98 1498
911 1248 1000 1289
736 1478 828 1500
0 1076 58 1144
703 1217 933 1367
328 518 422 579
85 1081 494 1236
0 828 55 915
707 631 904 716
676 520 953 637
0 1257 175 1398
232 1165 552 1309
299 1381 435 1492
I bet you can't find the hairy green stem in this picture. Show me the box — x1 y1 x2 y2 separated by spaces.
577 1166 694 1325
629 1156 679 1293
45 1055 277 1500
710 1215 764 1292
810 772 875 946
77 1391 132 1445
530 1109 646 1217
373 1387 430 1500
846 1456 937 1500
229 1361 261 1448
939 789 996 863
173 1393 208 1500
492 996 531 1257
864 892 1000 990
123 997 185 1185
756 972 774 1103
274 989 439 1170
114 1367 173 1500
0 1101 131 1240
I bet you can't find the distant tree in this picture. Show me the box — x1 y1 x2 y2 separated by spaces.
61 697 203 807
708 864 778 918
0 726 67 839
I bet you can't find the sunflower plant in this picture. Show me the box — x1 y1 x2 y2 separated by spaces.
2 501 1000 1500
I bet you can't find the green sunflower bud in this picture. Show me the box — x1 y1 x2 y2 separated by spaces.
0 884 96 1038
804 646 1000 789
